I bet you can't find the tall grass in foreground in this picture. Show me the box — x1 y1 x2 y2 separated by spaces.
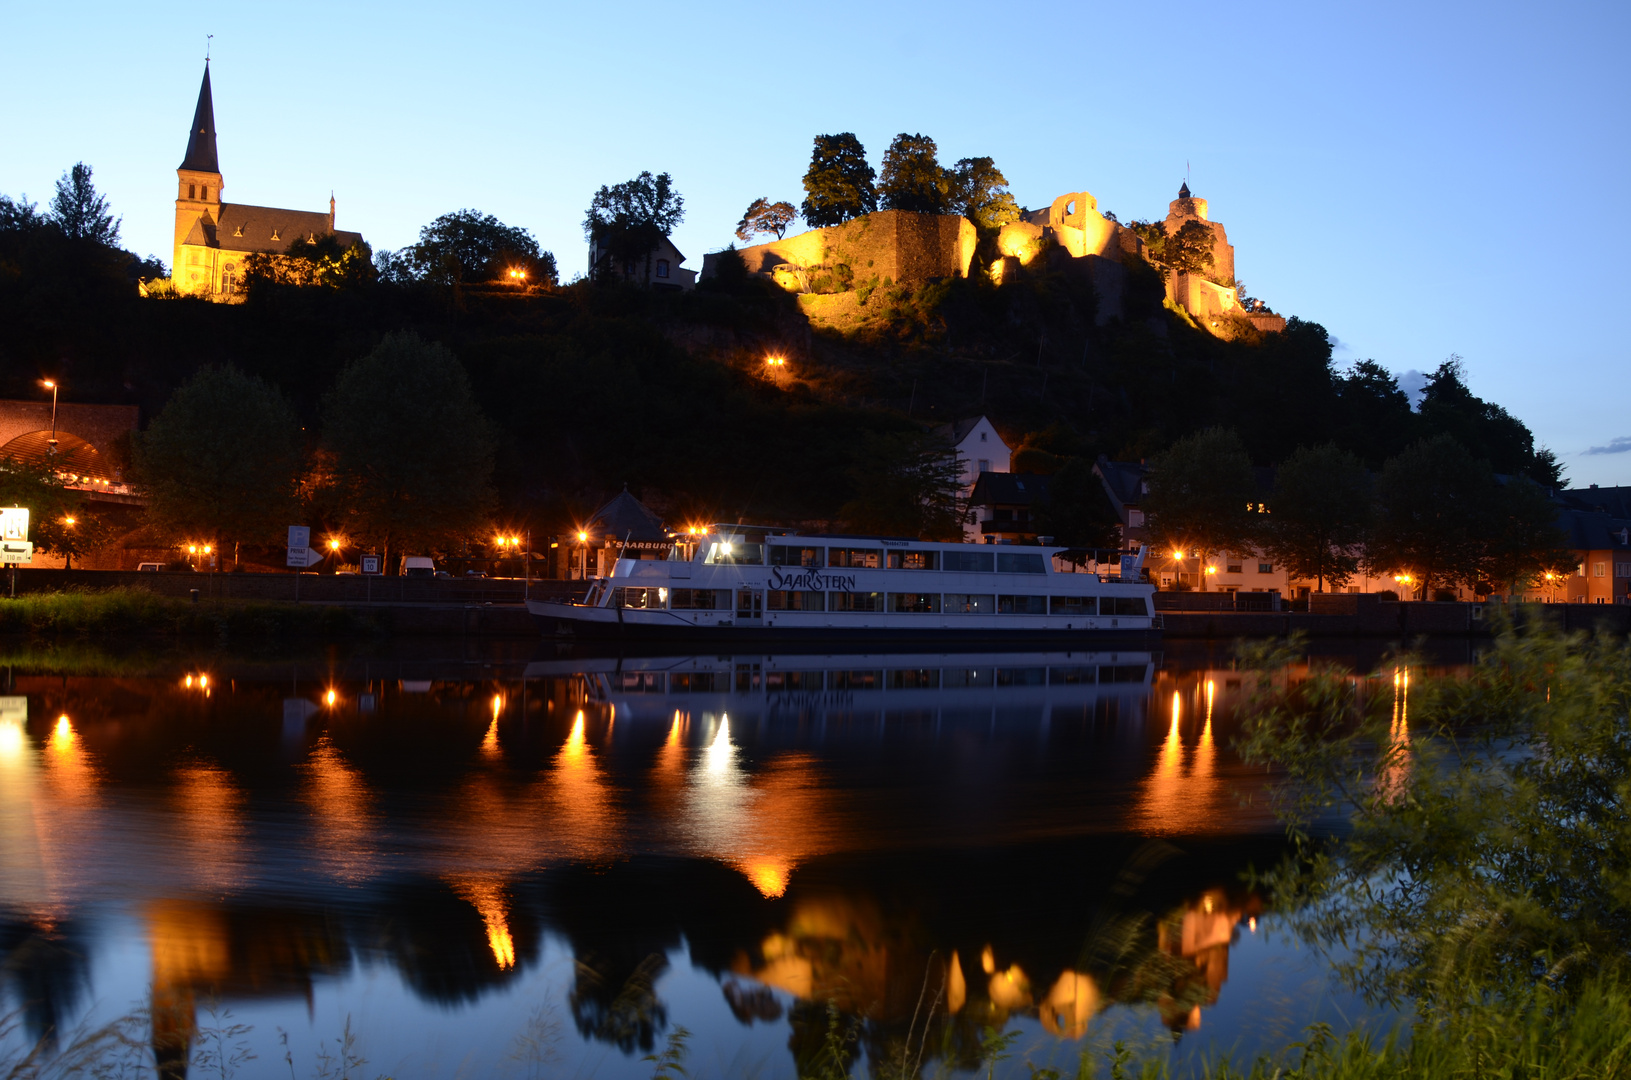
0 587 381 638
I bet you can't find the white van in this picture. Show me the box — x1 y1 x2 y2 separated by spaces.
400 556 436 578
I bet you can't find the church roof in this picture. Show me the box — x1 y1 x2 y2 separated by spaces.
181 203 362 254
584 488 666 542
180 62 219 173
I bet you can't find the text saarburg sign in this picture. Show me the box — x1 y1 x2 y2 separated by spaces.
769 567 857 592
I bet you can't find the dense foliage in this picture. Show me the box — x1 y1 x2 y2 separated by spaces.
800 134 877 227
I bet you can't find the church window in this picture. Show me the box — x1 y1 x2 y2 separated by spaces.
201 187 209 200
188 184 196 199
656 260 670 278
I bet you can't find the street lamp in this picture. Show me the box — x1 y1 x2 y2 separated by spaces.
40 380 58 453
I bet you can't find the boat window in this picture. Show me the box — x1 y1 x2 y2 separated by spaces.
997 552 1046 574
829 548 883 569
1099 664 1149 683
942 550 995 573
1049 666 1097 685
670 588 727 610
670 672 726 691
1104 596 1150 616
828 591 884 612
766 590 824 611
943 593 995 614
888 592 940 613
888 669 941 689
614 672 667 692
887 550 938 570
612 587 667 609
711 539 764 565
1050 596 1098 615
996 667 1047 686
769 545 824 567
829 670 882 689
765 670 825 690
997 595 1047 614
942 667 993 688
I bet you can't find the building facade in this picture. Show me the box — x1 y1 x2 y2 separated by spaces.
171 62 362 300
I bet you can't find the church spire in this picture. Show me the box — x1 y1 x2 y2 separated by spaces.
179 61 219 173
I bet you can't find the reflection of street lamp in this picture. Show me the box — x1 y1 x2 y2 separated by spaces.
40 380 58 453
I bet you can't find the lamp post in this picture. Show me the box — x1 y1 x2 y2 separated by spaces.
40 380 58 454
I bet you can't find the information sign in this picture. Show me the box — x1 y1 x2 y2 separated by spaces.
1 541 33 565
286 525 312 568
0 508 29 541
360 554 382 575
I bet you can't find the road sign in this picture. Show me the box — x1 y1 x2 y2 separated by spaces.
287 526 310 549
360 554 382 575
1 541 33 565
286 525 322 568
0 508 29 541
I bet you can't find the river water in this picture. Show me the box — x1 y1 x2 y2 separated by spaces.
0 639 1460 1078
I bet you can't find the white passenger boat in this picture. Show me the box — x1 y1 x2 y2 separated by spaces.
527 526 1156 642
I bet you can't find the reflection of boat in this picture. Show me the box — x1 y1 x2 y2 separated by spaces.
529 527 1157 642
525 650 1157 719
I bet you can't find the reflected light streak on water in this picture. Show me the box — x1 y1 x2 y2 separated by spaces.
171 762 246 891
299 733 377 882
548 710 620 860
449 877 516 969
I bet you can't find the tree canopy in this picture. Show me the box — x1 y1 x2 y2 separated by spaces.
48 163 120 247
1033 457 1120 554
403 209 554 286
133 365 304 561
1144 427 1258 590
839 431 964 540
1261 444 1372 591
949 157 1020 230
1366 434 1493 599
800 134 877 227
877 133 950 214
321 332 495 566
734 198 797 243
584 171 685 283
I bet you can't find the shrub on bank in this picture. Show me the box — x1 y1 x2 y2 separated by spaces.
0 587 383 638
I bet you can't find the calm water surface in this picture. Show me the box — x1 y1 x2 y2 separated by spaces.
0 640 1461 1077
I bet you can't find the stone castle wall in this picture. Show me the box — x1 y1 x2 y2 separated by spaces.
710 210 977 290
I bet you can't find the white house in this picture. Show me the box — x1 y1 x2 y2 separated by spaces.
936 416 1011 542
587 232 697 291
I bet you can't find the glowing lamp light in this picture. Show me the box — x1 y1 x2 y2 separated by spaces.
324 689 338 707
184 674 193 688
63 516 75 526
202 545 212 555
187 545 197 554
576 531 587 542
41 380 54 389
1205 566 1217 575
765 355 786 368
328 539 341 551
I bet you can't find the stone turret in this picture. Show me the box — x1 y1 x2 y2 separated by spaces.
1162 182 1233 284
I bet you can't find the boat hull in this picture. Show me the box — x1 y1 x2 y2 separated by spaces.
527 600 1161 645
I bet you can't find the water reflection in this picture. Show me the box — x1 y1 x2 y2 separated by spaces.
0 646 1400 1075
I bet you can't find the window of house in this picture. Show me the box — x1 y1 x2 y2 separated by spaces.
1226 561 1243 574
1129 510 1144 527
656 260 670 278
978 459 991 472
1594 562 1606 577
1578 563 1587 577
980 431 988 442
1259 562 1274 574
1616 563 1631 578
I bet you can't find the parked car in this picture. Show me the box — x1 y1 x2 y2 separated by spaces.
136 562 162 572
465 570 488 578
401 556 436 578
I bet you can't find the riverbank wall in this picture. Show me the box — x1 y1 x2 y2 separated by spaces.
1162 592 1631 639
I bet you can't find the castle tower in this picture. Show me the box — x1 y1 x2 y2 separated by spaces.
173 62 223 293
1163 181 1234 284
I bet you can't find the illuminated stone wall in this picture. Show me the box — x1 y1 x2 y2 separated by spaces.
1162 195 1235 285
720 210 977 290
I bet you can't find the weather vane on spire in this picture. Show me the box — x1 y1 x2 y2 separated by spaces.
206 34 213 62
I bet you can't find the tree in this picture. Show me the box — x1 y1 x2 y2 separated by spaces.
409 209 553 286
1417 355 1556 483
47 163 120 246
734 198 798 243
321 332 496 569
1481 477 1576 597
0 458 85 565
1144 428 1258 591
877 133 950 214
133 366 305 564
800 134 876 227
839 431 964 540
1260 444 1372 591
1334 361 1415 466
0 193 43 232
1033 457 1120 555
1131 219 1214 277
244 233 377 290
583 171 685 285
39 509 118 571
948 157 1020 230
1366 435 1493 599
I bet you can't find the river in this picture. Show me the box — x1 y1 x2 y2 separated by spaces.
0 639 1468 1078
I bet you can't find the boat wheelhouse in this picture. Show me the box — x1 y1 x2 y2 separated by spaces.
527 526 1156 642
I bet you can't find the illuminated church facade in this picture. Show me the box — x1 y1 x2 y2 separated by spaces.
171 62 362 299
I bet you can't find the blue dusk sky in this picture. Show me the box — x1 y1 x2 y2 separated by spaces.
3 1 1626 484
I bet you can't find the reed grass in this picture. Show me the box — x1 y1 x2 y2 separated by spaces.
0 587 384 639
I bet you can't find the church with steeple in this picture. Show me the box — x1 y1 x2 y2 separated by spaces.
171 61 363 299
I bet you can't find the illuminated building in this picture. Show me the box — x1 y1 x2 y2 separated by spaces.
170 61 364 300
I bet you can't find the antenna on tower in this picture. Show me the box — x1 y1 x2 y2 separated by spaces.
206 34 213 62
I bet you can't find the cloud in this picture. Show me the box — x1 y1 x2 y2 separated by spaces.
1583 436 1631 456
1395 369 1427 411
